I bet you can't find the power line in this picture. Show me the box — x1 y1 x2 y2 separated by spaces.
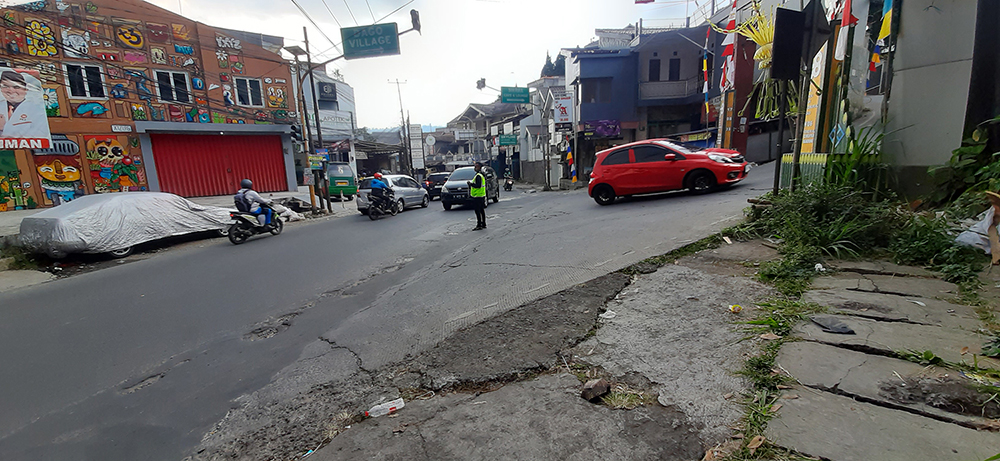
341 0 359 25
364 0 377 23
288 0 343 53
318 0 344 28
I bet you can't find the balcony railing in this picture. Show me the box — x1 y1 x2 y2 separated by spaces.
639 79 698 100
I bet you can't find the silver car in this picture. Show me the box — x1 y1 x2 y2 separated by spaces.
356 174 430 215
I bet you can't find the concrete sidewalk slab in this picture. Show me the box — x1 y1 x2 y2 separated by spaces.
777 341 994 428
802 289 980 330
813 273 958 298
571 264 773 446
766 386 1000 461
315 373 705 461
794 314 999 366
828 260 937 278
677 240 781 277
0 269 55 292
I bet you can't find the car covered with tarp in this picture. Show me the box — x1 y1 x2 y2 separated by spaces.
18 192 231 258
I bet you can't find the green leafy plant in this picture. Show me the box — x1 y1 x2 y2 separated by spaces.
984 337 1000 358
929 116 1000 204
827 124 890 197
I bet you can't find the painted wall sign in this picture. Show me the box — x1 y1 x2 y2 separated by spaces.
111 124 132 132
215 34 241 50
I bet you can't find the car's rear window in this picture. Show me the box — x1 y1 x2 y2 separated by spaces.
601 150 630 165
449 169 476 181
327 163 354 177
429 173 450 181
358 179 373 189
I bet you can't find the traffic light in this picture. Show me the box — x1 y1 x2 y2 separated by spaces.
476 78 486 90
410 10 421 35
290 125 303 142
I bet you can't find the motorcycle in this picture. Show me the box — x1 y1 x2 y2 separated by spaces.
503 178 513 191
367 189 399 220
228 204 283 244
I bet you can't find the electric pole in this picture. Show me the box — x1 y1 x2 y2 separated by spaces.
389 79 409 175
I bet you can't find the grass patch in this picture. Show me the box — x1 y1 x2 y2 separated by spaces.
619 234 722 275
601 383 655 410
0 245 44 271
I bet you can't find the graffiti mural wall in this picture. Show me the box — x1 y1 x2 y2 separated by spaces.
33 152 85 205
0 149 32 211
83 135 147 193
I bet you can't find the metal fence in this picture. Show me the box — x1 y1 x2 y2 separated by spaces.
779 153 828 189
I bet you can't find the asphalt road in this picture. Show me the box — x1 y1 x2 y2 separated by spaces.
0 169 772 460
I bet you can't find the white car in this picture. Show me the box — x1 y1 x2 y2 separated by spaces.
356 175 429 215
19 192 231 258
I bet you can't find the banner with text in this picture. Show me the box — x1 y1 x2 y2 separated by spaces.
0 68 51 148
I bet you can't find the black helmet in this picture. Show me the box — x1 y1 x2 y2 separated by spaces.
240 179 253 189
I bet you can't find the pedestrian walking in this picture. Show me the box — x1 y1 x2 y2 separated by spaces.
468 161 487 230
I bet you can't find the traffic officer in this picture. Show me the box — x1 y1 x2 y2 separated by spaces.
467 161 487 230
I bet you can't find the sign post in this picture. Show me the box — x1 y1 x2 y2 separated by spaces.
500 86 529 104
341 23 401 60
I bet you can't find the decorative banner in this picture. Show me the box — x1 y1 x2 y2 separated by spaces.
0 67 51 148
581 120 620 139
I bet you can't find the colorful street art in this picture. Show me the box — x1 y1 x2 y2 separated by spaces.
43 87 58 116
150 47 166 64
130 103 146 121
122 51 147 64
60 27 89 58
171 23 189 41
266 86 287 108
34 153 85 205
0 150 30 211
75 102 108 117
146 23 170 43
115 24 144 49
25 19 57 56
4 29 24 54
84 136 146 193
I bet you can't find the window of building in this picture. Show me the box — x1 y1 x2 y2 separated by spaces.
582 77 613 104
64 63 105 98
668 58 681 81
155 70 190 103
601 149 630 165
649 59 661 82
235 77 263 107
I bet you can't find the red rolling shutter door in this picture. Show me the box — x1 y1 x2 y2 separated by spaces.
150 134 286 197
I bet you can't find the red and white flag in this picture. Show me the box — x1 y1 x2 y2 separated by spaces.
719 0 738 91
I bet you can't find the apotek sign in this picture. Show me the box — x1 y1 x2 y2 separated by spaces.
341 23 400 60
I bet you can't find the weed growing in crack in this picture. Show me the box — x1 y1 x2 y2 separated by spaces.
0 245 44 271
601 383 655 410
322 411 360 441
744 299 826 337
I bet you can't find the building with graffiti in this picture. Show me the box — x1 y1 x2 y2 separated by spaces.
0 0 298 211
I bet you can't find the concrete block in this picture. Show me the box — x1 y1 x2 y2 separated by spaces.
813 273 958 299
766 387 1000 461
794 314 1000 367
0 270 55 292
802 289 980 330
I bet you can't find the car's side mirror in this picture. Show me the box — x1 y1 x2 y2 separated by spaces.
664 154 677 161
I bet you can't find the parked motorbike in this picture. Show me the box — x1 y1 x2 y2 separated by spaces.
503 178 513 191
228 204 283 244
367 189 399 220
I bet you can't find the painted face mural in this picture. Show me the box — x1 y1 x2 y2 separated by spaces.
34 153 85 205
85 136 146 192
266 86 287 108
115 24 143 49
61 28 89 58
25 19 57 57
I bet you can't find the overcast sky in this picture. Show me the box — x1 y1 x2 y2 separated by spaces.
147 0 705 129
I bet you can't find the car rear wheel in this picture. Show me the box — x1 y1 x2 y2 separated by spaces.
108 246 133 258
688 171 716 194
421 196 429 208
593 185 616 206
492 190 499 203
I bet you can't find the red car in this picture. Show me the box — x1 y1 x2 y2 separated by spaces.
587 139 750 205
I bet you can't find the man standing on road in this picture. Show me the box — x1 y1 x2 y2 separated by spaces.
468 161 487 230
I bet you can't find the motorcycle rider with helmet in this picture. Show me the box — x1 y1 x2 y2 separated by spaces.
234 179 273 227
369 173 393 211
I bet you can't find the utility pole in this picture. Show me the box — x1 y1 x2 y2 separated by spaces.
389 79 409 175
304 27 329 212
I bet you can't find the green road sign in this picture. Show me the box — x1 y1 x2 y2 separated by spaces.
341 23 400 60
501 87 529 104
499 134 518 146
